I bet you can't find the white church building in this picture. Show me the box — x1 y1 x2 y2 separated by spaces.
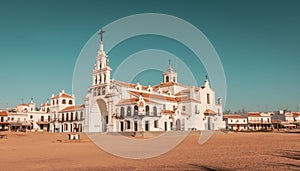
84 32 225 133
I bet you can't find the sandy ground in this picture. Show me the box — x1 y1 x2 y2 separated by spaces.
0 131 299 171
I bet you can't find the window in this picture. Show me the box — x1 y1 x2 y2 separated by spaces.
195 105 197 113
41 116 44 122
170 122 173 130
62 99 66 104
163 104 166 110
46 108 50 113
182 105 186 111
120 107 125 118
127 106 131 116
66 113 69 121
102 87 105 95
166 76 169 82
126 120 130 129
30 115 33 119
237 120 239 123
69 100 73 105
56 99 59 105
231 119 233 123
53 100 55 105
71 112 74 121
62 114 65 121
173 76 176 82
98 88 101 96
134 105 138 116
154 120 158 128
153 106 157 116
1 117 3 122
207 93 210 104
48 116 50 122
146 105 150 116
261 118 263 123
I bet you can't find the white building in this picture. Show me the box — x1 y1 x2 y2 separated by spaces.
49 90 85 133
84 33 224 133
0 111 9 131
223 114 248 131
248 112 272 131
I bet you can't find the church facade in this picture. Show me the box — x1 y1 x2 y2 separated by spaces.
83 33 225 133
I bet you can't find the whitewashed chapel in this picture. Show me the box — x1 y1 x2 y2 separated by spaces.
83 31 224 133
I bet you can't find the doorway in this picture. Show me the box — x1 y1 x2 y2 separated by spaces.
134 121 138 132
145 121 149 131
120 121 124 132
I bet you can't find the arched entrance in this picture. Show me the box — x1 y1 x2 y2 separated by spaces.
89 98 108 132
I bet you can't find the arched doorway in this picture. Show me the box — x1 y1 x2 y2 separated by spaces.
88 98 108 132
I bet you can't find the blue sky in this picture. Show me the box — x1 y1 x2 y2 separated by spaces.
0 0 300 112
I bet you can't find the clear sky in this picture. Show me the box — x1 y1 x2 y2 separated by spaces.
0 0 300 112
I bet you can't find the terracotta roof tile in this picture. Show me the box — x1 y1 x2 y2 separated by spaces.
204 109 217 115
51 93 73 99
223 114 246 119
0 111 8 116
59 105 84 112
248 113 261 117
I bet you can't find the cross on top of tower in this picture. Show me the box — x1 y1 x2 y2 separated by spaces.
98 29 105 41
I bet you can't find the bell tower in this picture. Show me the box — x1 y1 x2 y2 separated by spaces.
92 29 112 97
163 59 177 83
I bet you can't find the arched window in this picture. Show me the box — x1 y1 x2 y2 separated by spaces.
56 99 59 105
207 93 210 104
46 108 50 113
153 106 157 116
66 113 69 121
120 107 125 118
146 105 150 116
69 100 73 105
134 105 138 116
127 106 131 116
53 100 55 105
166 76 169 82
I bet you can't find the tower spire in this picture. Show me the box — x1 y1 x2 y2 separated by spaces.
98 29 105 42
98 29 105 51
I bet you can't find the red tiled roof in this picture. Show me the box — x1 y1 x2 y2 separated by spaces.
162 110 175 115
0 111 8 116
129 90 178 102
59 105 84 112
204 109 217 115
51 93 73 99
223 114 246 119
292 112 300 117
248 113 261 117
18 103 29 106
153 82 187 88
